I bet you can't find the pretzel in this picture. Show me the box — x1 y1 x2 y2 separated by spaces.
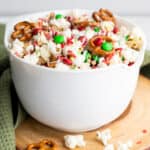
11 21 35 41
93 8 116 24
40 139 57 150
88 35 115 56
26 139 57 150
26 143 41 150
72 19 100 29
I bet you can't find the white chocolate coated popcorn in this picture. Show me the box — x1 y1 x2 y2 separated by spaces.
64 135 86 149
96 129 112 146
104 144 115 150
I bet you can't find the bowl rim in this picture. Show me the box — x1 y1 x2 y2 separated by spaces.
4 9 147 73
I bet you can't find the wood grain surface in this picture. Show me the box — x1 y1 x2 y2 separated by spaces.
16 75 150 150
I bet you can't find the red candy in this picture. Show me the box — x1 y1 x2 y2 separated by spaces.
115 48 123 51
113 26 119 34
78 36 87 47
93 38 103 46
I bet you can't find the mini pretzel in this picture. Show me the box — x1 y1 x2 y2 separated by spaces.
88 35 115 56
26 143 41 150
93 8 116 24
26 139 57 150
11 21 35 41
39 139 57 150
72 19 100 29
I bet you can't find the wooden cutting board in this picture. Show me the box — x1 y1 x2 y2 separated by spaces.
16 75 150 150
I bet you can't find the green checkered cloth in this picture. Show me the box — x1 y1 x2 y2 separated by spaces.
0 24 150 150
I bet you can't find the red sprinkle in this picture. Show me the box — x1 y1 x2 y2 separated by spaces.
61 43 65 48
44 32 51 40
66 16 72 22
93 38 103 46
128 62 135 66
103 53 114 65
136 140 142 144
142 129 148 134
78 36 87 47
67 37 73 45
78 26 85 31
59 56 72 65
115 48 123 51
32 28 42 35
33 41 38 46
113 26 119 34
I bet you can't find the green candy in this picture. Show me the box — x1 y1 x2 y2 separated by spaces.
53 35 65 44
125 35 130 41
94 27 100 32
92 55 100 63
84 51 91 63
101 42 113 51
55 14 63 19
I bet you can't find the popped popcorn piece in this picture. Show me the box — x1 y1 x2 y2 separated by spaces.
109 54 122 65
64 135 86 149
85 27 96 39
39 45 51 61
11 39 24 56
50 18 71 29
101 21 115 32
96 129 112 146
121 48 139 64
130 27 143 39
24 53 39 64
55 62 70 70
117 140 133 150
34 32 48 44
119 26 130 37
26 44 34 52
104 144 115 150
48 41 61 56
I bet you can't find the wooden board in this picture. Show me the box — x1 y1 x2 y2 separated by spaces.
16 75 150 150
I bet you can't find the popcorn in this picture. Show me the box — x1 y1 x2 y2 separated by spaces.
48 41 61 56
104 144 114 150
96 129 112 146
11 39 24 56
117 140 133 150
101 21 115 32
64 135 86 149
24 53 39 64
50 18 71 29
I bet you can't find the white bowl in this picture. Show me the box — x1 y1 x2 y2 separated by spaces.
4 9 146 132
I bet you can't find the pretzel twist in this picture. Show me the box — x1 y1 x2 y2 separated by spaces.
93 8 116 24
72 19 100 29
26 139 57 150
11 21 35 41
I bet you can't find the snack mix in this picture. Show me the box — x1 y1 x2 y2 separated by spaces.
10 8 143 70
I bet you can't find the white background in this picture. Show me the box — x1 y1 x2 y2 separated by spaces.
0 0 149 16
